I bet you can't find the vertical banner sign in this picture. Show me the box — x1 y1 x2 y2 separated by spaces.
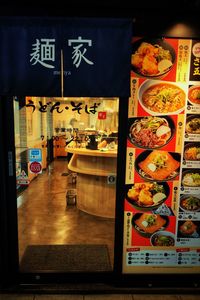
0 17 132 97
123 37 200 274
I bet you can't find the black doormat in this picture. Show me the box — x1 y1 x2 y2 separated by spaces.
20 244 112 273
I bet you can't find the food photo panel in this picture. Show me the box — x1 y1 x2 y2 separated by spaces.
130 212 176 247
124 181 174 216
181 168 200 189
185 114 200 141
179 194 200 214
128 77 187 119
134 148 181 182
186 84 200 114
131 38 177 81
176 219 200 247
127 115 177 151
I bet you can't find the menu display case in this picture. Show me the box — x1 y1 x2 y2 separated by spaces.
122 37 200 274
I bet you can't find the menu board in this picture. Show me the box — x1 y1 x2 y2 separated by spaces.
123 38 200 274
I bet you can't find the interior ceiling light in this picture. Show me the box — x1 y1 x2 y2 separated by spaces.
164 23 195 38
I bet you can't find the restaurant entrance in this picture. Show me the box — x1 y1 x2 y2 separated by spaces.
0 16 131 287
12 95 119 282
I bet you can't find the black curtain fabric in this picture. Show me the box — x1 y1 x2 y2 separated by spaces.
0 17 132 97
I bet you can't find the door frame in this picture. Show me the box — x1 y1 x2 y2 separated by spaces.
0 96 19 287
0 95 128 287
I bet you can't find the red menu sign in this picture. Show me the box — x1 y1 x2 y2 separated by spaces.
123 37 200 274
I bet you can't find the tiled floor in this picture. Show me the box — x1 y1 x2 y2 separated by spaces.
17 159 115 268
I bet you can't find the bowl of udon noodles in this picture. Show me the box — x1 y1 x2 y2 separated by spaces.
182 169 200 187
150 230 175 246
183 142 200 161
138 80 186 115
185 115 200 134
131 38 176 78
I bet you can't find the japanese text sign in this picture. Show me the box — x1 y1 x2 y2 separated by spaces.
0 17 132 97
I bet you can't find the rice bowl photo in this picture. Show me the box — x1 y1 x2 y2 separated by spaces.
131 38 176 78
188 85 200 106
126 181 170 211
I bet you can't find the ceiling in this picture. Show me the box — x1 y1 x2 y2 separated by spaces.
0 0 199 17
0 0 199 37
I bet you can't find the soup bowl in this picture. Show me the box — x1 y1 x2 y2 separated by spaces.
138 80 186 115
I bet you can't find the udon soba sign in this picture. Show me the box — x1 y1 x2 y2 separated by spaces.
123 37 200 274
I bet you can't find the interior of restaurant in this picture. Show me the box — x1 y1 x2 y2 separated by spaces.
14 96 119 273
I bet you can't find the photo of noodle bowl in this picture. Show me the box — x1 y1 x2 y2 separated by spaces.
150 231 175 247
131 38 176 78
182 169 200 187
128 116 174 149
132 213 169 237
184 142 200 161
185 115 200 134
135 150 181 181
180 194 200 212
138 80 186 115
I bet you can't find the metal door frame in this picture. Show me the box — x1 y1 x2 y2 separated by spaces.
0 96 19 287
0 95 128 287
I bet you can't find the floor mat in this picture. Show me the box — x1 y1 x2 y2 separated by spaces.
20 244 112 273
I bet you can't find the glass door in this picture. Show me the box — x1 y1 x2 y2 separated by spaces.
14 96 119 279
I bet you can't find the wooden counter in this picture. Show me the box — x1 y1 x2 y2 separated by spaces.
67 147 117 218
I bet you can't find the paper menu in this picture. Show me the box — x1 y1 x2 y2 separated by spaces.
123 37 200 274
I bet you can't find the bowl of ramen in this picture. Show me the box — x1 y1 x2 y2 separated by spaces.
135 150 181 181
178 220 199 238
126 181 170 211
180 194 200 212
188 85 200 106
184 142 200 161
128 116 175 149
185 115 200 134
182 169 200 187
150 231 175 246
138 80 186 115
132 213 169 237
131 38 176 78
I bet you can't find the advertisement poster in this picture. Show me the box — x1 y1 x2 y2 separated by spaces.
123 38 200 274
